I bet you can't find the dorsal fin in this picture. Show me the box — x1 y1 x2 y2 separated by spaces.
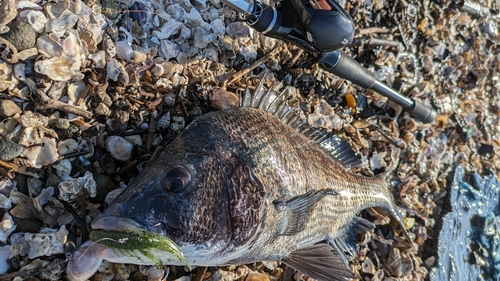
238 74 362 169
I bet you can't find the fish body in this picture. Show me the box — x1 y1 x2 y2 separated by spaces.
69 94 408 280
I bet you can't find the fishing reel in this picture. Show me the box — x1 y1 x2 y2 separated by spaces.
223 0 437 123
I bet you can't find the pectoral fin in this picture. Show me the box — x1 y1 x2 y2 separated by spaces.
274 189 338 236
281 243 355 281
332 216 375 264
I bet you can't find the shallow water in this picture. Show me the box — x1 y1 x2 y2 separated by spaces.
431 166 500 281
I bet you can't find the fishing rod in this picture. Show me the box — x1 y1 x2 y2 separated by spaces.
221 0 437 123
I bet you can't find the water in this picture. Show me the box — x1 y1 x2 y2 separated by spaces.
431 166 500 281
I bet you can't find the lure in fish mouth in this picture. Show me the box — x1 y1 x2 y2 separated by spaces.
67 87 410 281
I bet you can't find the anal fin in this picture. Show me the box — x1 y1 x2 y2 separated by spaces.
332 216 375 264
281 243 355 281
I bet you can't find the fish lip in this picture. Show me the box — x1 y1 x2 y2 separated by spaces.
91 213 146 231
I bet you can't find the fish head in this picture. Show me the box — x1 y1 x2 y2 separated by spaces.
92 126 267 265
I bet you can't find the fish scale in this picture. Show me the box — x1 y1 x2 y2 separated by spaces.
211 107 399 258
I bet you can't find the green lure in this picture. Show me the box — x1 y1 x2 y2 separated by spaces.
89 230 191 270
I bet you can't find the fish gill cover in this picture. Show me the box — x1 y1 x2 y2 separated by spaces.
431 165 500 281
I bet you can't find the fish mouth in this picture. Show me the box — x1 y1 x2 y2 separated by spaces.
91 213 147 232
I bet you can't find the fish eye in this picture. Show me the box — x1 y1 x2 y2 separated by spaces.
163 166 191 192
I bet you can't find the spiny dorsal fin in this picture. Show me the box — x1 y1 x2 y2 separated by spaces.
282 243 355 281
239 73 362 169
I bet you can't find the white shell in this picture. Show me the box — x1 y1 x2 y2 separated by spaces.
210 19 225 36
240 44 258 62
78 138 95 159
0 62 12 91
124 134 143 147
114 40 133 61
0 213 15 244
130 45 148 63
17 111 49 127
106 58 129 84
104 186 125 205
88 50 106 68
15 0 42 10
153 19 183 40
27 177 43 197
370 151 387 170
17 47 38 61
58 138 78 155
25 226 68 259
67 81 86 104
105 135 133 161
37 36 63 58
193 28 213 48
13 63 26 81
0 0 16 26
53 159 72 177
160 40 180 60
34 56 80 81
21 10 47 33
0 246 10 274
151 64 164 77
66 241 104 281
0 195 11 211
45 10 78 36
22 137 59 168
184 7 209 29
45 0 70 19
37 186 55 205
307 100 343 131
58 171 97 201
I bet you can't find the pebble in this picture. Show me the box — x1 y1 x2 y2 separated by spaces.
0 138 25 161
0 21 36 51
105 135 133 161
0 100 21 118
101 0 121 19
11 217 43 233
54 118 70 129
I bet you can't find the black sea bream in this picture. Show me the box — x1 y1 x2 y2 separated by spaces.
67 86 409 281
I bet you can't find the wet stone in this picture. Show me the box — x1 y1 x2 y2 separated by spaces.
93 173 117 202
11 217 43 233
0 138 25 161
0 21 36 51
0 99 21 118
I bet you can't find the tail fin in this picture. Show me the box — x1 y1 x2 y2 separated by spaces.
369 173 413 249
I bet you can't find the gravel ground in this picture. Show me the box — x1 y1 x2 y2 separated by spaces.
0 0 499 280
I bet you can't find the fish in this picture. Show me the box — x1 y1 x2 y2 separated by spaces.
67 84 410 281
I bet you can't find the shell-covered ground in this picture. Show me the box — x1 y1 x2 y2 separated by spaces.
0 0 499 280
